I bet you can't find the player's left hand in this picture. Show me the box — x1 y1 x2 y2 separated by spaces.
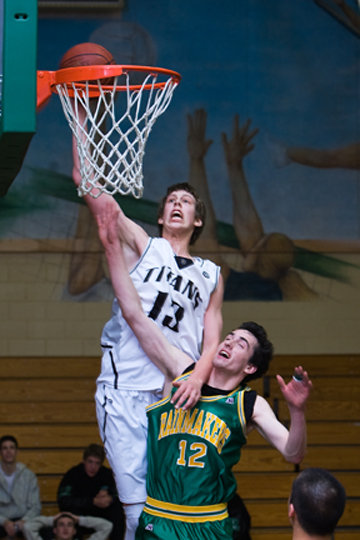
276 366 312 411
171 377 202 410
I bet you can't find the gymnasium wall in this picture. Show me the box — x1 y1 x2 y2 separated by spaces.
0 250 359 356
1 0 360 356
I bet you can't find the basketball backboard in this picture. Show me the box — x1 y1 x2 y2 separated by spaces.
0 0 37 196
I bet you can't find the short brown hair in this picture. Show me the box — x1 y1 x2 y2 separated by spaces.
83 443 105 463
0 435 18 449
157 183 206 245
237 321 273 384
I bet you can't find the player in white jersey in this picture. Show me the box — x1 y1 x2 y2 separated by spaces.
99 236 220 392
72 148 224 540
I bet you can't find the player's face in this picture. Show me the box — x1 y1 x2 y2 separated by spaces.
53 518 76 540
0 440 17 465
213 329 258 376
158 190 202 233
83 455 102 477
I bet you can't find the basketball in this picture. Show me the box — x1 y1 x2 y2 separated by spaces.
59 42 115 69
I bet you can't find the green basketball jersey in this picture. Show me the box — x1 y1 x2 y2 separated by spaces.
143 373 252 525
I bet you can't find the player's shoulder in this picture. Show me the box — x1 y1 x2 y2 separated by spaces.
147 236 175 255
193 254 220 270
193 256 221 287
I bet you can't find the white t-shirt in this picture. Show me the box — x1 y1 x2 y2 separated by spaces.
3 470 16 492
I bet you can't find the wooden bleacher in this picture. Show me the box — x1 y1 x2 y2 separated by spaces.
238 355 360 539
0 357 101 516
0 355 359 539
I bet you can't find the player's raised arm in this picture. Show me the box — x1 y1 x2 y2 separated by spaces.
250 366 312 463
71 110 148 270
97 205 191 381
170 109 224 410
171 273 223 409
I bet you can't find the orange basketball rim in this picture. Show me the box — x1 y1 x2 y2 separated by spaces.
36 64 182 199
37 64 181 108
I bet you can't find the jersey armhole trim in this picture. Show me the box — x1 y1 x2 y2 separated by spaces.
130 236 153 274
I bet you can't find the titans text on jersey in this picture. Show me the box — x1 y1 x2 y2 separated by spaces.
144 265 203 310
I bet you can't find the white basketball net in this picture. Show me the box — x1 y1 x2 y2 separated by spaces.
55 70 179 198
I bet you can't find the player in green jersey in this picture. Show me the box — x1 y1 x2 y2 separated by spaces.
141 368 256 539
97 205 313 539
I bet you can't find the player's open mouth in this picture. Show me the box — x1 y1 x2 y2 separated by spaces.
219 350 230 358
171 211 183 219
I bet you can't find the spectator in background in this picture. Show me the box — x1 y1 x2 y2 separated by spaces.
57 444 124 540
289 467 346 539
23 512 112 540
0 435 41 538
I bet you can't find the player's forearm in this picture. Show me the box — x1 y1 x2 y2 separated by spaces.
283 408 307 463
129 314 190 380
186 320 220 388
188 351 213 387
200 280 223 364
108 247 189 379
194 316 222 385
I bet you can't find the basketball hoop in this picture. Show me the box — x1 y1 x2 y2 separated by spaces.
37 65 181 198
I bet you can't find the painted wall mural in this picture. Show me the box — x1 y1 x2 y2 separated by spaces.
1 0 359 302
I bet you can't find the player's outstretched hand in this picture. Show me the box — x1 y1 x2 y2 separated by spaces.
171 376 202 410
276 366 312 411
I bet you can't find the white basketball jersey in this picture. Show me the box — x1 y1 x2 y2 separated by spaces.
98 237 220 391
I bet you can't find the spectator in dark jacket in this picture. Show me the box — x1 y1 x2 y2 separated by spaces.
57 444 124 540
